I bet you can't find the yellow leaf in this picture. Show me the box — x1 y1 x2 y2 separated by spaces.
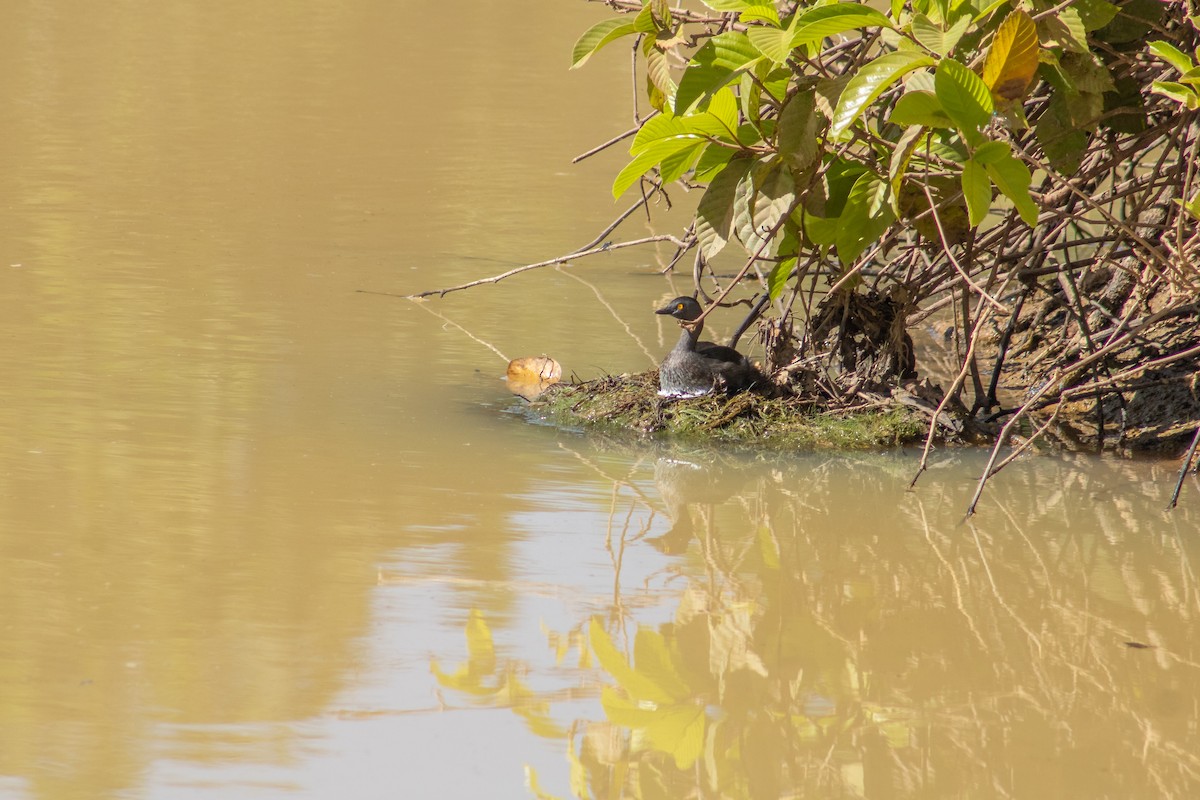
506 356 562 401
981 10 1039 105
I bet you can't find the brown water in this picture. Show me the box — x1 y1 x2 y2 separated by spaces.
0 4 1198 799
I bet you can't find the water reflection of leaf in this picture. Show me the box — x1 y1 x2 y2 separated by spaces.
601 688 705 769
433 451 1200 799
589 620 685 705
430 610 498 696
524 765 565 800
430 610 566 739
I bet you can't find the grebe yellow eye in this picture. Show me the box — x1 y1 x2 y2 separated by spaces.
677 303 684 310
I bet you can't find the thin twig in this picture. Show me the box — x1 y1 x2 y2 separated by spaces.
572 123 644 164
394 236 687 299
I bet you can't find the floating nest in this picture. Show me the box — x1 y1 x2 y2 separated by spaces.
528 370 931 450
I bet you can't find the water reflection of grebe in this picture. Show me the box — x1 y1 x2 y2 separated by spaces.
649 455 748 555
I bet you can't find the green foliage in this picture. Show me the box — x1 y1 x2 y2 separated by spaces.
934 57 994 140
675 32 761 113
570 18 637 69
789 4 894 45
830 51 936 137
574 0 1116 274
1149 41 1200 110
569 0 1187 347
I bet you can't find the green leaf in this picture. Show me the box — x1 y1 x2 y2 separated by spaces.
829 51 936 137
889 90 953 127
760 63 792 104
613 137 701 198
888 125 925 212
649 0 670 27
1037 7 1088 53
1176 191 1200 222
1060 51 1115 94
814 73 851 120
972 0 1009 23
983 154 1039 226
836 172 895 264
1148 41 1196 75
790 4 895 45
934 57 993 134
660 142 705 182
911 14 943 54
633 2 662 34
707 87 740 134
1035 93 1088 172
911 13 970 56
776 90 819 169
700 0 752 9
675 32 762 113
571 18 638 69
766 257 796 300
694 142 736 182
644 39 678 106
696 157 753 258
944 14 973 54
972 140 1009 165
747 24 794 64
801 214 839 247
740 4 781 26
1074 0 1119 31
734 162 795 256
631 117 695 156
646 75 668 113
1101 73 1146 133
632 111 731 155
1100 0 1162 43
961 158 991 225
1151 81 1200 109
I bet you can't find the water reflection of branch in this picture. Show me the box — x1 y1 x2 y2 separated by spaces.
335 685 600 719
378 571 592 602
991 494 1054 587
556 442 658 509
967 523 1045 659
401 298 510 362
605 488 655 623
917 497 989 652
555 265 657 367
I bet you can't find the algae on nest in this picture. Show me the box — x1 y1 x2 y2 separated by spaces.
530 371 928 449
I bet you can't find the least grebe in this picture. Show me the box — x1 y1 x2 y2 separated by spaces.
655 296 762 397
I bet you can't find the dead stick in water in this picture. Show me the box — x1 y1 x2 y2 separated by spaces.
1168 425 1200 510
